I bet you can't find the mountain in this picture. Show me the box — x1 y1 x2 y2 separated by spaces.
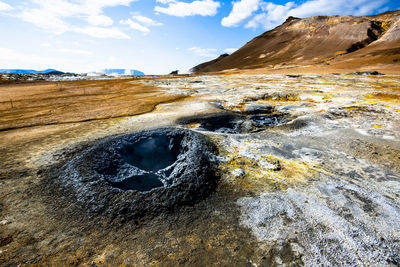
0 69 67 75
88 69 145 76
192 10 400 74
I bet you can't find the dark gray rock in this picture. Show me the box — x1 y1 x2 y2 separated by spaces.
351 71 384 75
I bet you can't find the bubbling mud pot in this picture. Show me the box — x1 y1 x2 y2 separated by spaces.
53 128 219 221
177 112 291 134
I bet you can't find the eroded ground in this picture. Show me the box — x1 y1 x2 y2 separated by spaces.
1 74 400 266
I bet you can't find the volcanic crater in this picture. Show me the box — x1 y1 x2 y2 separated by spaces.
52 128 219 220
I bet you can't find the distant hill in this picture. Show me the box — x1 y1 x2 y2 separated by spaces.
0 69 68 75
192 10 400 73
88 69 145 76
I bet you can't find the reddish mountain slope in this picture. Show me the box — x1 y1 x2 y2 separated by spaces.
192 10 400 73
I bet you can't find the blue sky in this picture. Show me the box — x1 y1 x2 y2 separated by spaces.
0 0 398 74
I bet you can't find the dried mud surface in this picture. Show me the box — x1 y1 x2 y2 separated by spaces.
1 74 400 266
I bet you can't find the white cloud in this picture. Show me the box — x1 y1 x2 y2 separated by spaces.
16 0 137 38
0 47 61 67
120 14 162 33
87 15 113 26
0 1 13 11
242 0 389 30
75 27 131 39
221 0 260 27
246 2 294 29
120 19 150 33
74 0 135 15
224 48 238 54
133 15 163 26
156 0 176 3
155 0 220 17
289 0 389 21
284 0 389 18
188 46 218 58
377 6 390 14
19 8 70 34
350 0 390 16
55 48 93 56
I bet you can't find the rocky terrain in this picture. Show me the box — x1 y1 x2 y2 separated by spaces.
193 10 400 74
1 72 400 265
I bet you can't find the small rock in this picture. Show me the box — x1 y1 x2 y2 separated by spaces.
352 71 384 76
241 120 255 131
243 104 274 114
232 168 246 177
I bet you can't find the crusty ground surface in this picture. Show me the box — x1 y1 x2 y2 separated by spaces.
1 73 400 266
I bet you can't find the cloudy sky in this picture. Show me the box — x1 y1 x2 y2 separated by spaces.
0 0 398 74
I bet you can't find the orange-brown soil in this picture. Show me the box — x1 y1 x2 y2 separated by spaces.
0 79 186 131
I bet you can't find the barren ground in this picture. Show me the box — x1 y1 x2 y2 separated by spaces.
1 73 400 266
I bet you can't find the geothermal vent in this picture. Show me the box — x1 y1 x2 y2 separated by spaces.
59 128 218 220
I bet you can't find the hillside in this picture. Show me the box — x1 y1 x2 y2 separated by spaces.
192 10 400 73
0 69 67 75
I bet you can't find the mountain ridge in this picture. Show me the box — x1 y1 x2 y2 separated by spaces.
0 69 67 75
192 10 400 74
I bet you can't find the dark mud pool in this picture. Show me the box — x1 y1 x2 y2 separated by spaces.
46 128 219 220
100 133 183 192
177 112 290 134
